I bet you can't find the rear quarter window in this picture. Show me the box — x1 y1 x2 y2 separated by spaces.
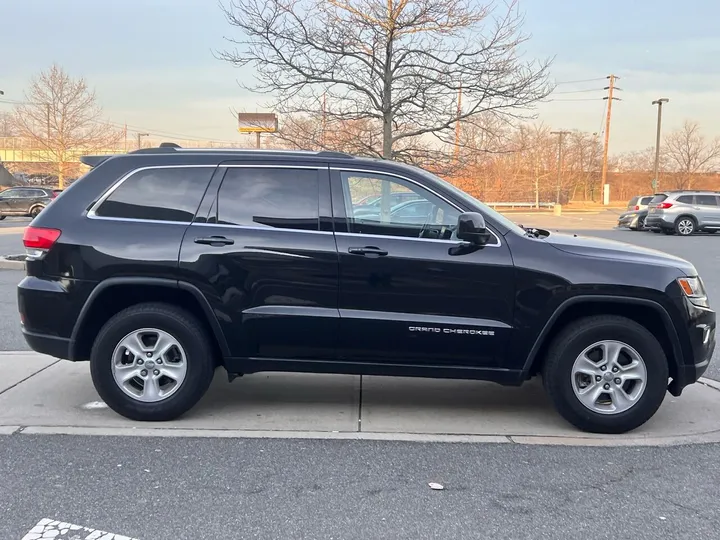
94 167 215 222
650 194 668 204
628 196 639 207
640 196 653 205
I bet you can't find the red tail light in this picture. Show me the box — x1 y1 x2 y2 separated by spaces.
50 191 57 198
23 227 61 250
657 202 673 209
634 205 640 210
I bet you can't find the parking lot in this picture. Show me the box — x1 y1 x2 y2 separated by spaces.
2 211 720 539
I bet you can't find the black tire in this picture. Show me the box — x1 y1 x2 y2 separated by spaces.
636 216 645 230
0 215 5 221
542 315 668 434
90 302 216 421
29 206 43 218
675 216 696 236
662 227 675 235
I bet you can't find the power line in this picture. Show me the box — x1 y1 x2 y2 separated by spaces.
554 77 607 85
552 88 604 95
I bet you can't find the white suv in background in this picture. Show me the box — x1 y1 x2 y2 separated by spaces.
645 191 720 236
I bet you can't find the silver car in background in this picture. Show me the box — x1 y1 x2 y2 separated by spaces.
645 190 720 236
617 195 653 230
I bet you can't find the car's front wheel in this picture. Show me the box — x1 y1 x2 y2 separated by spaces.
542 315 668 434
90 302 216 421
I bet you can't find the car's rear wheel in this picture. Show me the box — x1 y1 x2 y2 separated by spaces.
29 206 43 218
90 302 216 421
675 217 696 236
0 215 5 221
542 315 668 434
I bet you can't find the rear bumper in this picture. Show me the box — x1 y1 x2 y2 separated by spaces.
18 275 93 360
21 328 71 359
644 214 674 229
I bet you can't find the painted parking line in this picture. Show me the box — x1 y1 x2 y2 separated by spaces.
21 518 138 540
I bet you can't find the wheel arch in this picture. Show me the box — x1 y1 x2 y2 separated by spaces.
29 203 45 215
69 277 230 362
523 296 683 386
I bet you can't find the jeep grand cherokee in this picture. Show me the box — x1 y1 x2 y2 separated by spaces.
18 145 716 433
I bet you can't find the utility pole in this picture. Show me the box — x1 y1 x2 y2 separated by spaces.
136 132 149 149
550 130 570 204
651 98 669 192
255 132 261 149
454 85 463 162
601 74 621 189
123 123 128 153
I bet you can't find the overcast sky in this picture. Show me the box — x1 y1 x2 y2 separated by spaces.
1 0 718 153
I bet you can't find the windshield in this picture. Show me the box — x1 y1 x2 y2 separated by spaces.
415 168 526 235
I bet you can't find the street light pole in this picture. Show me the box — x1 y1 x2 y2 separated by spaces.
651 98 669 192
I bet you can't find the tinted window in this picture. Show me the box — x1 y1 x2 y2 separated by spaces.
696 195 718 206
341 171 461 240
26 189 46 197
1 189 21 198
628 196 639 207
217 168 319 230
677 195 694 204
96 167 213 222
640 196 653 205
650 194 667 204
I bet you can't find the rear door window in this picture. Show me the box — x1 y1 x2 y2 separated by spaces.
696 195 718 206
216 167 320 231
677 195 694 204
95 166 215 222
650 194 667 204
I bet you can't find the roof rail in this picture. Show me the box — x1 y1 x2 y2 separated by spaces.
128 147 179 154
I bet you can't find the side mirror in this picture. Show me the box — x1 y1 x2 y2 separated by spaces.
457 212 492 246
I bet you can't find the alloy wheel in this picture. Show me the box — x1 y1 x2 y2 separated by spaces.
570 340 647 415
677 219 695 235
111 327 188 402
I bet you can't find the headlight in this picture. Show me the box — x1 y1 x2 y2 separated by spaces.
677 277 709 307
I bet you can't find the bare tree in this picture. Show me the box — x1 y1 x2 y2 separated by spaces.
664 121 720 190
12 65 121 188
0 112 16 138
218 0 552 161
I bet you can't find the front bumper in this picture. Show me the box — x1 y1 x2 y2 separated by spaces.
668 300 716 396
617 212 642 229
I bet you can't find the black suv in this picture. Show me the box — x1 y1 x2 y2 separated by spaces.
18 146 716 433
0 186 59 219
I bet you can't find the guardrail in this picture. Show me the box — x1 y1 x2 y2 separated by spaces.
485 202 556 209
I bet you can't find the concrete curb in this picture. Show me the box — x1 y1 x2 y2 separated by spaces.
0 256 25 270
0 376 715 448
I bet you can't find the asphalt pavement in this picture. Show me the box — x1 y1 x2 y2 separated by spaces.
1 435 719 539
